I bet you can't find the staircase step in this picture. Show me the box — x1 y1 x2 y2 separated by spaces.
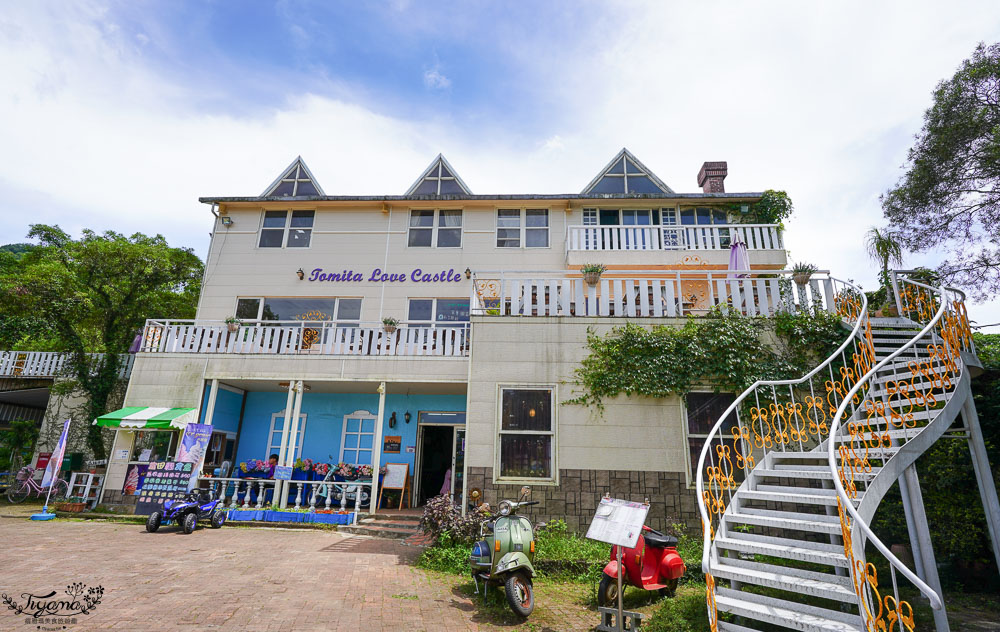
340 524 420 539
753 468 876 481
738 507 840 524
755 484 838 497
715 536 849 568
714 587 862 631
739 489 840 506
724 512 841 535
712 563 856 602
718 621 764 632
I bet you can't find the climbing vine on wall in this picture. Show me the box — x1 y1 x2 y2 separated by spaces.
567 308 847 411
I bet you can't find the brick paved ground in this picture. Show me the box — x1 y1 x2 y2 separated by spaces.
0 515 599 632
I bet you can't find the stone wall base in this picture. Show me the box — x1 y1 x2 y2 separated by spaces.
465 467 699 533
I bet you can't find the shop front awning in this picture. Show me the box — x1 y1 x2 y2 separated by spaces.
93 407 197 430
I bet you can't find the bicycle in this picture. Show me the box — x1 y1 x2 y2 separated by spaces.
6 466 68 504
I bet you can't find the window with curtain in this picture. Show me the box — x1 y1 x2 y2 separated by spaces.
408 209 463 247
498 388 555 480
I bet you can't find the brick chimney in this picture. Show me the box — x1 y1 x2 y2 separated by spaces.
697 161 728 193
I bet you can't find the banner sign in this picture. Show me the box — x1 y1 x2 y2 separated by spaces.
41 420 70 488
307 267 464 284
176 423 212 464
134 461 195 515
122 463 151 495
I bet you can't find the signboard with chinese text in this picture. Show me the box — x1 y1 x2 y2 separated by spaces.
133 461 195 516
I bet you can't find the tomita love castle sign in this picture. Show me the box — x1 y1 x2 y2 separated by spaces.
307 267 464 284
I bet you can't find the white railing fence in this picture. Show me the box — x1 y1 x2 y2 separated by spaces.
566 223 783 252
202 477 371 524
0 351 134 379
471 269 831 318
141 321 469 357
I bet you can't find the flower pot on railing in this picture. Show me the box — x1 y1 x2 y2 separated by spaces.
225 318 241 333
792 273 811 287
383 325 397 334
583 272 601 286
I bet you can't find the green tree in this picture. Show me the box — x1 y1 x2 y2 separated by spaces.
0 419 41 472
881 42 1000 298
0 225 203 458
865 227 904 306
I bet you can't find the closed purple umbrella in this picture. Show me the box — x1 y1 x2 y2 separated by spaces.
728 238 750 279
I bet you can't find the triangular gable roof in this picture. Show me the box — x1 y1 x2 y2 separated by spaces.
580 148 673 195
260 156 326 198
405 154 472 196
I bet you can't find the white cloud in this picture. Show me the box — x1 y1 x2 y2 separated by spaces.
1 0 1000 326
422 67 451 89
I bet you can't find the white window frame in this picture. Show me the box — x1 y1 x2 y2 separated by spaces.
267 410 307 461
407 209 463 248
407 297 471 327
679 206 730 226
257 210 315 249
340 410 377 466
233 296 362 324
494 385 558 485
495 208 550 249
682 391 736 487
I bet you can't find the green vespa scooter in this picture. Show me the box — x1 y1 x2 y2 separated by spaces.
469 486 543 617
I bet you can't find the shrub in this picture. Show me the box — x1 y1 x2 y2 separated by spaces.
419 494 491 545
643 584 712 632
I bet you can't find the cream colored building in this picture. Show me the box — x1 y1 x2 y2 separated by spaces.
99 148 808 530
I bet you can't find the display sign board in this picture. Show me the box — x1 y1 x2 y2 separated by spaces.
133 461 196 516
273 466 292 480
382 463 408 489
35 452 52 471
585 496 650 549
383 436 401 453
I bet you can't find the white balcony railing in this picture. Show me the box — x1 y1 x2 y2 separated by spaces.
140 320 470 357
566 224 783 252
0 351 135 379
470 269 833 318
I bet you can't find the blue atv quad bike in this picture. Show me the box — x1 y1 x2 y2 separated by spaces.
145 488 226 534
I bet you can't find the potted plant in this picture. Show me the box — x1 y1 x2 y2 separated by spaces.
57 497 87 513
791 262 818 286
381 317 399 334
224 316 241 333
581 263 606 286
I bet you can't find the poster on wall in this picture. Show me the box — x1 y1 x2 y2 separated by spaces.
122 463 151 495
383 436 401 453
133 461 195 516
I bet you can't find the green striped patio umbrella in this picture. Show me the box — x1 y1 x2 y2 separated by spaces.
93 407 197 430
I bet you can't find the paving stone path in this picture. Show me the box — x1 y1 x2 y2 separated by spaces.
0 515 596 631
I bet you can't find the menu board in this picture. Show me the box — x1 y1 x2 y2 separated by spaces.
134 461 196 516
586 497 650 548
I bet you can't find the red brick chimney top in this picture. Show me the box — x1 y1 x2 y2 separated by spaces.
697 161 728 193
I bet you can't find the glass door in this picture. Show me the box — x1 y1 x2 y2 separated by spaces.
452 428 465 507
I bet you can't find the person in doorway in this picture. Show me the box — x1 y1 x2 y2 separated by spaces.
267 454 279 478
439 468 452 497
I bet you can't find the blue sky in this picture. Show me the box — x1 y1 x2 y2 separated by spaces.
3 1 1000 325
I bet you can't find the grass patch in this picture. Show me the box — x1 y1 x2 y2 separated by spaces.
643 584 713 632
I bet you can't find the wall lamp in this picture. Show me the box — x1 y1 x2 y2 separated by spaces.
464 267 472 279
296 268 305 280
220 216 233 227
404 411 412 424
389 412 397 428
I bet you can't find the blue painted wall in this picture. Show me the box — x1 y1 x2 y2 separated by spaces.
231 392 466 476
198 386 243 434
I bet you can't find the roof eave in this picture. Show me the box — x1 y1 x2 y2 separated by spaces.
201 192 765 205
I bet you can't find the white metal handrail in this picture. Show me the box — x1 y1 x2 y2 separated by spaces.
825 278 971 611
695 276 869 576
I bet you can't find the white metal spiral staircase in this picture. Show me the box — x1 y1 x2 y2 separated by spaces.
696 272 992 632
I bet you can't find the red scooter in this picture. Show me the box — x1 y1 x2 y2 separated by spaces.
597 525 686 606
